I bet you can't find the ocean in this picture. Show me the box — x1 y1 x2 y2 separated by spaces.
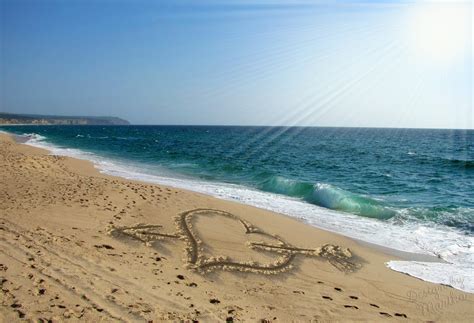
1 125 473 292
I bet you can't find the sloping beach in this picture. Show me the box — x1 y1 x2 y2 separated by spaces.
1 133 473 322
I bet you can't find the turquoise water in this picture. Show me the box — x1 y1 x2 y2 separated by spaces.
2 125 472 232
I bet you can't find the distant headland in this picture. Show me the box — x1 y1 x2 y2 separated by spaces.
0 112 130 125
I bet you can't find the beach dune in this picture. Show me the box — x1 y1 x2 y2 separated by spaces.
0 133 472 322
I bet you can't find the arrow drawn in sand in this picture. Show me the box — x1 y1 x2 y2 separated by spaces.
109 209 361 275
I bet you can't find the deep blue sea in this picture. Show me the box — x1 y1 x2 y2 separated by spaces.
1 125 473 292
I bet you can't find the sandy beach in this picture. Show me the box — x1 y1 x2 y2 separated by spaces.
0 132 472 322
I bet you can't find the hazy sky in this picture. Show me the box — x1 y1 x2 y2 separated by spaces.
1 0 472 128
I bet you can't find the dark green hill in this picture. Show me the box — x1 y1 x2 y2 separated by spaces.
0 113 130 125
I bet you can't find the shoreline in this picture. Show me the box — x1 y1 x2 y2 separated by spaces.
6 130 444 264
1 132 473 321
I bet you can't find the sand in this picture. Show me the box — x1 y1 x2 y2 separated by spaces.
0 133 473 322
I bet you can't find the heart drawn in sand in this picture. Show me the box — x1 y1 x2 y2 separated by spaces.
109 208 360 275
177 209 296 274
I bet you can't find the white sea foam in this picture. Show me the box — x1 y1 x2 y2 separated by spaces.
387 261 473 293
16 132 474 293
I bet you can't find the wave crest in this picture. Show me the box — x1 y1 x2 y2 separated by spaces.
259 176 396 219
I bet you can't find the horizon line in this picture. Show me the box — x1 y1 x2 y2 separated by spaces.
1 123 473 131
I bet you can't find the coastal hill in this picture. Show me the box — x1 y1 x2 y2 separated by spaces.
0 112 130 125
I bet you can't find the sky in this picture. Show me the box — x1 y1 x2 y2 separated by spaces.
0 0 472 128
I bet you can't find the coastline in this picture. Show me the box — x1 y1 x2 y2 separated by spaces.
7 127 472 294
1 132 473 321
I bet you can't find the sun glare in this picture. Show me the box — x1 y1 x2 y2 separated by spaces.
405 2 471 64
